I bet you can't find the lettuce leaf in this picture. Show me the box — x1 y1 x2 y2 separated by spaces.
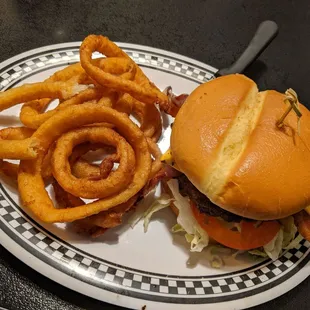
128 188 156 228
143 194 172 232
280 216 298 248
248 248 268 258
167 179 209 252
136 179 302 261
263 228 284 260
249 217 301 260
210 255 224 268
284 233 304 250
171 224 185 233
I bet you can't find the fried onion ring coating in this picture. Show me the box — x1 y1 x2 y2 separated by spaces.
18 103 152 223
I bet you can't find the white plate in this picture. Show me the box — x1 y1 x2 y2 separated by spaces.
0 42 309 310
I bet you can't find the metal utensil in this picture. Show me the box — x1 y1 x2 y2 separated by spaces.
215 20 278 77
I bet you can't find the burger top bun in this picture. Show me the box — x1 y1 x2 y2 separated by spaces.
171 74 310 220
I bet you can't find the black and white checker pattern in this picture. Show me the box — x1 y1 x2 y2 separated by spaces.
0 50 80 91
0 187 309 298
0 47 216 92
0 44 309 304
126 51 215 82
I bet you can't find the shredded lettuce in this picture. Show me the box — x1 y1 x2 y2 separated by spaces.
185 233 194 243
128 189 157 228
190 229 209 252
171 224 185 233
210 255 224 268
249 217 301 260
263 229 284 260
248 249 268 258
167 179 209 252
284 233 304 250
143 194 172 232
280 216 298 248
134 179 303 262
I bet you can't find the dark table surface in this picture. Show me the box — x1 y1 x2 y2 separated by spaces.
0 0 309 309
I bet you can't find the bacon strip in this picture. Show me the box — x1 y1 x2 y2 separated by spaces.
172 93 188 107
162 86 188 116
142 164 181 196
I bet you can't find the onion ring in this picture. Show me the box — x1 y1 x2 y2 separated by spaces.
70 143 105 178
0 76 92 159
97 92 118 108
113 93 134 114
0 123 39 160
147 137 162 179
80 35 168 106
52 126 135 199
0 75 89 112
20 57 134 129
0 34 165 231
18 62 87 125
52 180 138 237
0 138 40 160
18 103 152 223
69 143 118 179
20 87 105 129
0 126 35 140
0 126 35 178
111 94 162 140
69 137 160 182
95 57 136 80
71 159 100 179
0 127 54 180
132 99 162 141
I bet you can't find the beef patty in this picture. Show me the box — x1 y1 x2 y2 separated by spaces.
177 174 252 222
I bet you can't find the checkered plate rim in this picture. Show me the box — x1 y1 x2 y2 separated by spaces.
0 43 309 307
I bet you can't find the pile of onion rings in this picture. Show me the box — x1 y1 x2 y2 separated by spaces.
0 34 178 237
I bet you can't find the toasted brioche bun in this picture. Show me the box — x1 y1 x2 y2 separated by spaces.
171 74 310 220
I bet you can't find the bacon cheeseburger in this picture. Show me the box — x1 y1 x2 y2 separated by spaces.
161 74 310 259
